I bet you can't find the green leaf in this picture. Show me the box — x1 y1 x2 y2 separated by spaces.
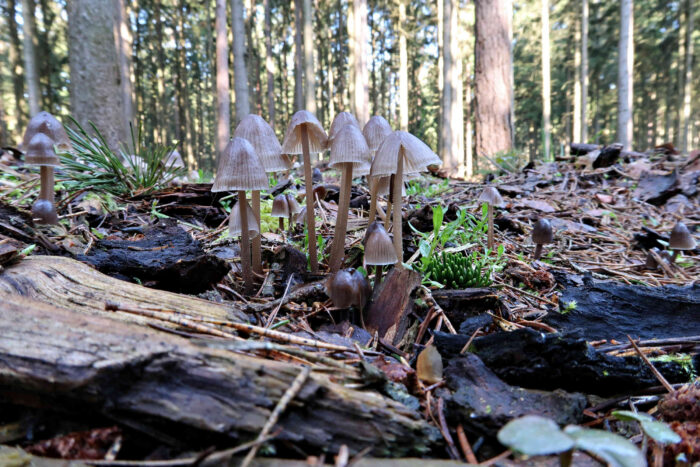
564 426 645 467
432 205 444 236
419 240 431 258
612 411 681 444
497 415 574 456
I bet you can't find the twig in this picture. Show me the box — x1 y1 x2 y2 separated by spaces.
494 281 559 307
437 397 461 460
456 424 478 465
626 335 674 393
460 327 482 354
240 366 311 467
265 275 293 329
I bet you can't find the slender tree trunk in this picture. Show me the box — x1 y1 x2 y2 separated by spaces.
465 60 473 177
303 0 316 114
113 0 133 128
215 0 231 156
438 0 444 156
474 0 514 161
154 0 166 142
617 0 634 150
399 0 408 131
581 0 588 142
353 0 369 125
573 3 581 144
327 24 335 121
7 0 25 129
336 0 346 111
680 0 693 154
347 0 355 115
541 0 551 161
231 0 250 121
21 0 40 116
441 0 464 175
293 0 304 112
264 0 275 126
68 0 127 150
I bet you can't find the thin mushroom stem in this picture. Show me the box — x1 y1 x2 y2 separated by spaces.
670 249 680 263
288 214 294 234
487 203 494 249
39 166 54 202
392 149 404 261
373 265 383 293
368 177 380 224
251 190 262 274
238 190 253 293
385 174 394 230
278 217 285 232
330 162 353 272
533 243 543 260
300 125 318 273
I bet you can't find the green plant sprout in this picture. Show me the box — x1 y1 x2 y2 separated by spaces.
560 300 578 314
422 251 492 289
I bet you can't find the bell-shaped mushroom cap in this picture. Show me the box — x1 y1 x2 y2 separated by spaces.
329 125 371 171
351 268 371 311
478 186 504 207
532 218 554 245
22 111 71 151
271 194 290 217
370 131 442 178
669 222 696 250
229 199 260 238
325 269 356 309
212 137 269 192
234 114 289 172
281 110 328 154
329 111 361 141
163 150 185 169
363 116 392 152
363 221 398 266
286 194 302 214
24 133 60 166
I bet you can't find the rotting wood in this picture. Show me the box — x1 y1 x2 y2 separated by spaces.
0 293 439 456
366 267 421 345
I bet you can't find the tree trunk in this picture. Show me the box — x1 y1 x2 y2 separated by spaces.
68 0 127 151
541 0 551 161
437 0 444 157
617 0 634 150
113 0 133 129
21 0 40 116
303 0 316 114
347 0 355 115
293 0 304 112
581 0 588 143
231 0 250 122
7 0 25 129
680 0 693 154
154 0 166 142
399 0 408 131
441 0 464 175
215 0 231 156
474 0 514 162
353 0 369 126
573 1 581 144
264 0 275 126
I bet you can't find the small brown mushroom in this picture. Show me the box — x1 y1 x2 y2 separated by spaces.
363 221 397 291
22 111 71 151
281 111 328 273
531 218 554 260
271 193 301 233
669 221 696 263
325 268 371 315
229 198 260 239
25 133 60 224
478 186 504 249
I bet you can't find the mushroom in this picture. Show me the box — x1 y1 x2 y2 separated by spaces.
644 247 669 270
234 114 289 275
25 133 60 224
363 116 392 223
229 198 260 239
370 131 442 259
416 344 443 384
363 220 397 291
211 137 269 293
328 125 371 272
22 111 71 151
328 111 361 142
271 193 302 233
478 186 504 249
163 149 185 170
531 218 554 260
325 267 371 317
668 221 696 263
281 111 328 273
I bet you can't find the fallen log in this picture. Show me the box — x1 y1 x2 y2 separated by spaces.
0 292 439 456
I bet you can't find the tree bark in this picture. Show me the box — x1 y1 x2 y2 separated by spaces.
113 0 133 130
580 0 588 143
7 0 25 129
617 0 634 150
21 0 40 116
441 0 464 175
353 0 369 126
474 0 514 163
303 0 316 114
231 0 250 122
347 0 355 115
215 0 231 156
399 1 408 131
264 0 275 126
293 0 304 112
573 1 581 144
68 0 127 151
680 0 693 154
541 0 551 161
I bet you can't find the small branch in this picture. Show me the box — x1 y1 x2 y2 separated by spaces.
626 334 674 393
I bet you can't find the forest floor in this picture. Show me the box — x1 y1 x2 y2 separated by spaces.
0 144 698 466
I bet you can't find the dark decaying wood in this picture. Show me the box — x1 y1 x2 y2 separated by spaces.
430 288 503 329
366 267 422 345
0 287 438 456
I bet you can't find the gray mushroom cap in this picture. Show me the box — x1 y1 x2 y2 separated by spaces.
669 222 696 251
532 219 554 244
